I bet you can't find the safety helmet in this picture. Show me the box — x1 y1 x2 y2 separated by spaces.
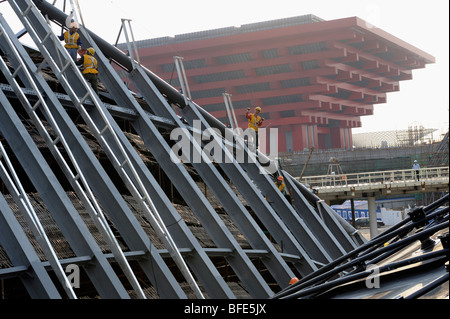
87 47 95 55
255 106 261 112
289 277 299 285
277 176 284 181
69 22 79 29
414 160 417 163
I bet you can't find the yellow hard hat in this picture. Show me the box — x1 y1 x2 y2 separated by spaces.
255 106 261 112
87 47 95 55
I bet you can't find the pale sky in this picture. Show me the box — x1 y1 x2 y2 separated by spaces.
1 0 448 136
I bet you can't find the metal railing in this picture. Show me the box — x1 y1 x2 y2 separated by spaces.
300 166 449 189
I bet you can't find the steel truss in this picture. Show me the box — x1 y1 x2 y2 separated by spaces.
0 0 365 298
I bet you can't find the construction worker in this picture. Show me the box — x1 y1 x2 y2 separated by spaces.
245 106 264 149
275 176 292 203
275 176 287 195
76 47 99 95
58 22 82 61
413 159 420 181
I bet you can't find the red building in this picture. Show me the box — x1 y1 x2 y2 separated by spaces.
124 15 434 152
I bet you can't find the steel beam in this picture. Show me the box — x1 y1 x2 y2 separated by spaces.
128 67 297 287
83 37 273 298
8 0 244 298
288 174 366 246
0 88 129 298
120 68 317 276
0 12 186 298
177 101 333 267
0 193 61 298
282 172 358 254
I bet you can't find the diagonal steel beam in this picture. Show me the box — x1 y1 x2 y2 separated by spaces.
0 12 186 298
0 88 129 298
177 101 333 267
78 32 274 298
282 171 358 254
128 67 308 282
0 193 61 298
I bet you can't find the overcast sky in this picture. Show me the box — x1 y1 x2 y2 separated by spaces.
1 0 448 136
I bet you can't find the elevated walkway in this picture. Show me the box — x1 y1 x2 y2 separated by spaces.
300 166 448 239
301 166 449 201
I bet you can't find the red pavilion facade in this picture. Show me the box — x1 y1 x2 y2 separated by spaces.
124 15 434 152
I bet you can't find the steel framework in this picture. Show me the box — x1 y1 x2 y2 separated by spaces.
0 0 366 298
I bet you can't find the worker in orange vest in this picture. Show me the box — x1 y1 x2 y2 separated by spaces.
59 22 82 61
245 106 264 150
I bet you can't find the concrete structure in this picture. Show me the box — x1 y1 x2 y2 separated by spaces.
120 15 435 151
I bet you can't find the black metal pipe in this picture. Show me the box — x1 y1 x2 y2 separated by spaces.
272 212 449 299
290 248 448 299
404 272 449 299
277 220 449 299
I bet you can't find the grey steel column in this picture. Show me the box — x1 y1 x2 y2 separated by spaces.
282 172 355 257
127 68 296 287
0 194 61 298
368 196 378 239
0 13 186 298
0 89 129 298
76 36 273 297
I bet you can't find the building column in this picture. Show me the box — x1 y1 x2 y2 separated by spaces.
347 128 353 149
330 127 343 148
276 125 287 152
368 196 378 239
291 125 305 151
309 125 317 149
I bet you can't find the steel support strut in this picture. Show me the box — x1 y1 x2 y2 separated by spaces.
0 10 186 298
76 28 273 298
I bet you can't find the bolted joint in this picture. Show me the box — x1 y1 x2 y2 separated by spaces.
408 207 427 227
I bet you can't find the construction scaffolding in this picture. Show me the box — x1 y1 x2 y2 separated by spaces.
352 125 440 149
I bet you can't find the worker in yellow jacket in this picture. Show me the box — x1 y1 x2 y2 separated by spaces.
275 176 292 203
275 176 287 195
76 47 99 95
58 22 82 61
245 106 264 149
